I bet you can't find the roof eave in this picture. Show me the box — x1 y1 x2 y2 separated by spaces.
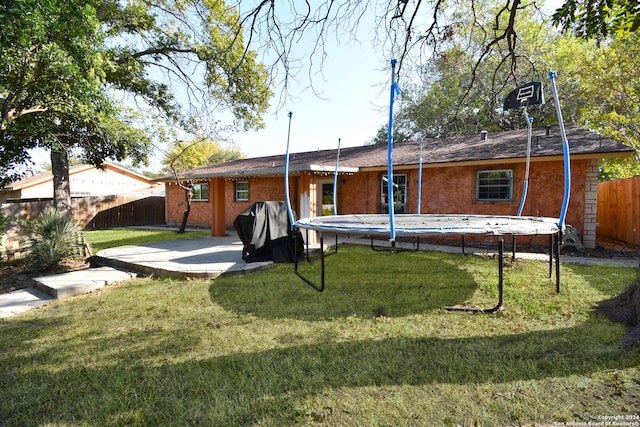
157 164 360 181
361 150 635 172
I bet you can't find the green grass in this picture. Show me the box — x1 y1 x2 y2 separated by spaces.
1 245 638 426
83 228 210 252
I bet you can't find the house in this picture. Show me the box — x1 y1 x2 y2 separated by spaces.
159 125 635 249
0 161 162 203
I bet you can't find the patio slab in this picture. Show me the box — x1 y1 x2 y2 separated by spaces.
92 234 274 278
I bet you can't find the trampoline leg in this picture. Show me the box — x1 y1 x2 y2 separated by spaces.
445 236 504 313
486 236 505 313
370 236 420 252
548 234 553 279
305 229 310 260
512 235 517 261
461 236 466 255
555 230 561 293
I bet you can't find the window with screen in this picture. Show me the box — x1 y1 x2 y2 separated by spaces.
235 181 249 201
476 170 513 201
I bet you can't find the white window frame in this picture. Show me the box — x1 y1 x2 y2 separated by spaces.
235 181 249 202
476 170 513 201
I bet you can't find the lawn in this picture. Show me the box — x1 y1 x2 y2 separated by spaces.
0 244 638 426
83 227 210 253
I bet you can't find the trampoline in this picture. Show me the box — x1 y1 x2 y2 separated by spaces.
285 67 571 313
294 214 562 312
296 214 560 237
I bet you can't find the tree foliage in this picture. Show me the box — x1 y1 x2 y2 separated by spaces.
1 0 272 208
388 3 581 140
163 138 245 173
236 0 640 89
572 32 640 179
553 0 640 39
365 1 639 179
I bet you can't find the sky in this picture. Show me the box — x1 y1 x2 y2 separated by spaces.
231 38 393 159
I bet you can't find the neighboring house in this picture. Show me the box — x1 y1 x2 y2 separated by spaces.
158 125 635 249
0 161 162 203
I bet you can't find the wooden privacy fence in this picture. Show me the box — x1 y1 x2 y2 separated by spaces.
597 176 640 245
1 195 165 261
1 195 165 231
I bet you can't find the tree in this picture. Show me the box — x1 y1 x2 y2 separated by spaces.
237 0 640 84
163 137 245 233
553 0 640 39
571 32 640 179
385 2 584 140
384 7 640 178
1 0 272 215
162 139 245 173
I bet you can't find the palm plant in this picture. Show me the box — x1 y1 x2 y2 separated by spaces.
25 208 83 271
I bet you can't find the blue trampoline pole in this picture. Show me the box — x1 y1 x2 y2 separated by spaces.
333 138 341 215
284 111 295 231
517 110 533 216
387 59 400 242
417 137 423 215
548 71 571 228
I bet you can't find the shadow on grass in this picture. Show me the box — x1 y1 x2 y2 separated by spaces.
1 312 636 426
210 245 488 320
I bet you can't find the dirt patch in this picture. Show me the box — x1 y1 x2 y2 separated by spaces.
0 258 90 294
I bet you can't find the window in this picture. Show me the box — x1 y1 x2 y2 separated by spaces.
191 183 209 201
321 182 334 216
381 174 407 213
235 181 249 201
476 170 513 201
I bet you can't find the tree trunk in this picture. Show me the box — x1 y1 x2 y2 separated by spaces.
178 187 192 233
596 280 640 350
51 149 72 219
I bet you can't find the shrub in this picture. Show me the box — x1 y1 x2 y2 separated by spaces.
0 212 6 263
25 208 83 271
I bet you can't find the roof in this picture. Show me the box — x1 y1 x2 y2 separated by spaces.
159 125 635 181
2 162 153 192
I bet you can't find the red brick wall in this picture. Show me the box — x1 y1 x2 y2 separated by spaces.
165 177 289 228
165 159 588 245
222 177 287 225
335 160 587 245
165 182 211 227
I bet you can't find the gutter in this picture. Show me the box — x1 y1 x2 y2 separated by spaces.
156 164 360 181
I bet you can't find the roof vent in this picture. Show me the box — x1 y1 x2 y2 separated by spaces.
480 130 488 141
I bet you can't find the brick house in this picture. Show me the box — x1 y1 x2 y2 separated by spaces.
159 125 634 249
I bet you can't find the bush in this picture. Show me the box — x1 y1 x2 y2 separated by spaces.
0 212 6 263
25 208 83 271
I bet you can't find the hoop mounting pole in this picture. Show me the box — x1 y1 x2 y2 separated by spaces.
548 72 571 228
387 59 400 242
284 111 295 231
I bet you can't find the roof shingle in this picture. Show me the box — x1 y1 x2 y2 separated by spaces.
161 125 634 180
